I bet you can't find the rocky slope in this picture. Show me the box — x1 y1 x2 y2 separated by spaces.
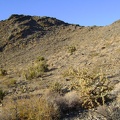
0 14 120 120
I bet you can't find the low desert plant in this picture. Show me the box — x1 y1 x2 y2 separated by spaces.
17 98 59 120
63 91 80 108
36 56 45 62
63 68 113 109
67 46 76 54
24 58 48 80
0 68 7 76
7 79 16 87
50 82 62 93
0 97 60 120
45 90 81 117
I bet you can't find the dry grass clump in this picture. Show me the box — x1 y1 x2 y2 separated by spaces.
23 57 48 80
0 96 60 120
63 68 113 109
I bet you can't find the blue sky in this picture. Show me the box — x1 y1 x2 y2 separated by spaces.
0 0 120 26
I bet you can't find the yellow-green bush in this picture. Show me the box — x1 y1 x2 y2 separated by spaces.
24 58 48 80
63 68 113 109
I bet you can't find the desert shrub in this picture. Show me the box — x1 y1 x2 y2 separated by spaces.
56 91 81 113
0 69 7 76
16 98 59 120
24 58 48 80
36 56 45 62
63 68 113 109
0 97 60 120
45 90 81 117
63 91 80 108
50 82 62 93
67 46 76 54
7 79 16 87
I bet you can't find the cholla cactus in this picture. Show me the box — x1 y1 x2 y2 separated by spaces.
63 68 113 109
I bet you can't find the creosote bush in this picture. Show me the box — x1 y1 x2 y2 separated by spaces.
63 68 113 109
23 57 48 80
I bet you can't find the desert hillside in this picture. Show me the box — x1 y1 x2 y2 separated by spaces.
0 14 120 120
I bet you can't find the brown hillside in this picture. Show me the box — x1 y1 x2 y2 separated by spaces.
0 14 120 120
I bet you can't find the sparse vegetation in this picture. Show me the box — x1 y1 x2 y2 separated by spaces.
0 97 60 120
50 82 62 93
0 14 120 120
36 56 45 62
16 98 59 120
0 68 7 76
23 57 48 80
67 45 76 54
7 79 16 87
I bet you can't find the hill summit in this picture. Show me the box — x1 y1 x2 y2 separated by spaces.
0 14 69 52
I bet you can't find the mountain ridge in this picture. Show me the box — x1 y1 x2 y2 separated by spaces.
1 14 120 53
0 14 70 52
